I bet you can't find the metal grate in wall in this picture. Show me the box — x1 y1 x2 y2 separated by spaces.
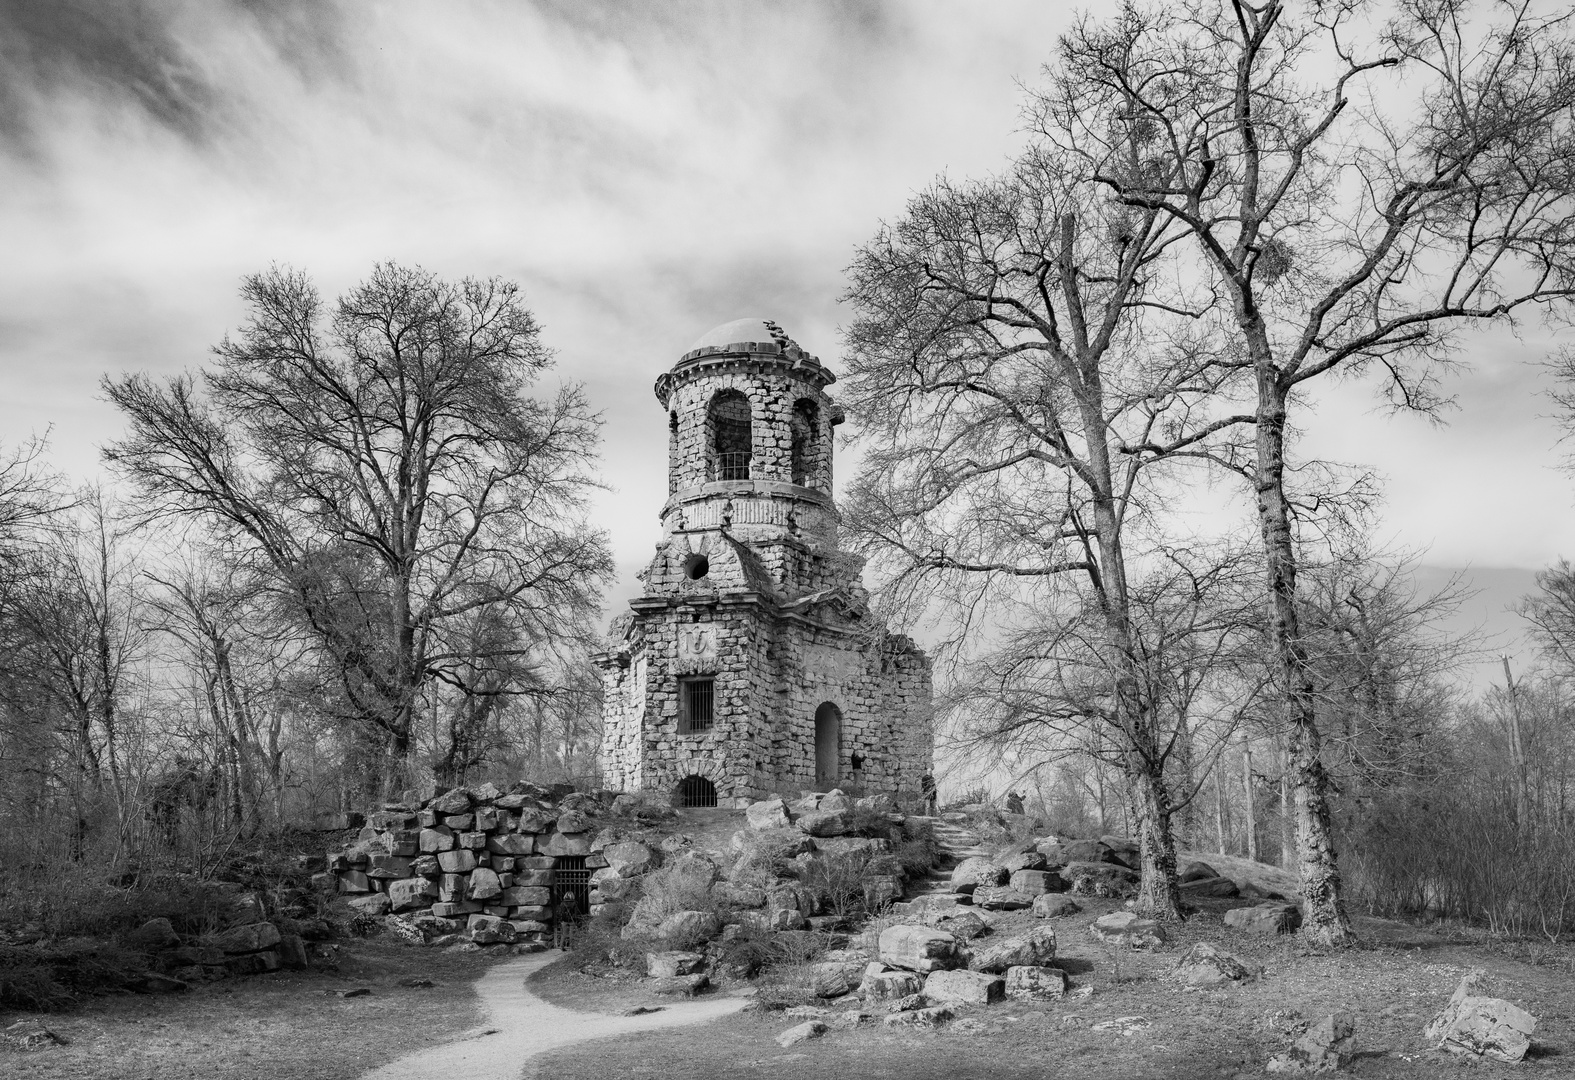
682 677 714 733
553 855 590 916
677 774 718 808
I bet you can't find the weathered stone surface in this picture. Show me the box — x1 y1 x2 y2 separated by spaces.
457 831 487 851
419 827 455 854
437 849 477 874
1174 942 1253 986
516 809 555 833
863 876 903 909
1004 965 1067 1000
883 1005 954 1028
1180 875 1240 898
1267 1012 1356 1074
411 854 441 877
486 833 533 856
442 813 474 831
648 973 709 996
428 788 473 815
746 797 792 831
541 830 592 857
500 886 551 907
348 893 392 917
923 908 990 941
1425 972 1536 1063
466 914 516 945
1032 893 1081 919
217 922 282 954
861 966 925 1001
383 914 426 945
999 850 1048 873
950 856 1008 889
388 877 440 912
776 1020 827 1047
2 1018 71 1050
969 926 1056 973
556 810 591 835
126 917 181 951
338 870 371 893
878 925 959 973
923 969 1003 1006
812 836 890 857
1224 902 1302 936
1008 869 1062 896
472 781 504 803
646 950 705 977
1065 861 1141 898
973 886 1034 911
797 809 851 837
602 841 657 877
659 910 722 944
1060 839 1119 864
366 854 412 879
1178 860 1218 883
467 868 503 901
1089 911 1166 949
714 882 766 908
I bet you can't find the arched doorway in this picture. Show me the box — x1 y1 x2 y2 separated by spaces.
676 774 717 808
814 702 841 790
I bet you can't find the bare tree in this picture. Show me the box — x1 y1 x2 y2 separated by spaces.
1047 0 1575 944
841 141 1250 916
103 263 613 798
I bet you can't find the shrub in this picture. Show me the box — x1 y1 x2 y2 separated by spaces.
846 804 897 839
798 850 881 918
0 940 149 1011
894 818 939 877
729 827 810 888
566 894 649 972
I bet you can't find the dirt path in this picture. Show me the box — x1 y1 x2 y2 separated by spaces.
359 952 750 1080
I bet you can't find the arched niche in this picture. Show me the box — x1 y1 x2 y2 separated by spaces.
790 398 821 488
676 774 718 808
706 389 752 481
814 701 842 790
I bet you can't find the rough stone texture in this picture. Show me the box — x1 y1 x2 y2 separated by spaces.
797 809 851 837
776 1021 827 1047
1173 942 1254 986
1004 965 1068 1000
126 918 181 951
217 922 282 954
1178 860 1217 882
968 926 1057 973
1089 911 1166 949
593 321 934 808
602 841 657 877
1064 861 1141 898
1224 902 1303 936
922 969 1004 1006
646 951 706 978
923 909 990 941
436 849 477 874
387 877 439 912
1180 876 1240 898
861 967 925 1001
883 1005 953 1028
999 850 1048 873
649 973 709 996
659 910 722 944
951 857 1008 889
746 797 791 830
1266 1012 1356 1074
1032 894 1081 919
1425 972 1536 1063
878 924 960 973
973 886 1034 911
1008 869 1062 896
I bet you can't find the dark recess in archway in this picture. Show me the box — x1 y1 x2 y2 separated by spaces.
676 774 718 808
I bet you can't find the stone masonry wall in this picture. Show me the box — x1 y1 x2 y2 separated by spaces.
665 365 835 494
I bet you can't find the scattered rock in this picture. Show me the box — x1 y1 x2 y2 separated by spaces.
327 987 373 998
1032 894 1081 919
125 917 181 952
746 797 791 830
0 1019 69 1050
1173 942 1254 987
973 886 1035 911
775 1020 827 1047
861 967 925 1002
1224 903 1302 936
646 950 706 978
1266 1011 1355 1073
1179 860 1218 882
878 924 960 973
923 969 1004 1006
1425 971 1537 1064
968 926 1057 973
648 973 710 996
1180 875 1241 898
1089 911 1166 949
883 1005 954 1028
1004 965 1069 1000
658 910 721 944
796 809 851 837
950 856 1008 889
1008 869 1063 896
216 922 282 954
923 908 990 941
1091 1014 1151 1036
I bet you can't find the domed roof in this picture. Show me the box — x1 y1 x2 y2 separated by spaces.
677 317 821 367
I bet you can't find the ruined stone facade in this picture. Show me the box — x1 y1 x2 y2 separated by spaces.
594 318 933 808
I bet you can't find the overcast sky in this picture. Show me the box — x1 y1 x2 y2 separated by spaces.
2 0 1569 690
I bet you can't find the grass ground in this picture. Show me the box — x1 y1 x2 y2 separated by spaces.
0 942 496 1080
529 895 1575 1080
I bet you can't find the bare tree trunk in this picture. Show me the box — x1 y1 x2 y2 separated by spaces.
1242 737 1258 863
1503 657 1531 834
1255 366 1353 945
1214 755 1228 856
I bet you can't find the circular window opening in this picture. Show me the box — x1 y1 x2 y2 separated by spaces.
684 554 710 580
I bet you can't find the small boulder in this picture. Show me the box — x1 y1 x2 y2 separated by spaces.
775 1020 827 1047
1089 911 1165 949
556 810 591 835
1060 838 1118 864
746 797 791 831
1032 894 1081 919
646 951 705 978
1178 860 1217 883
999 850 1048 873
923 908 990 941
602 841 657 877
428 788 473 815
861 967 925 1002
950 856 1008 889
883 1005 954 1028
648 973 709 996
923 969 1004 1006
1224 902 1302 936
1173 942 1253 987
387 877 439 912
1004 965 1068 1000
1180 876 1241 898
968 926 1056 973
1266 1011 1355 1074
658 910 722 945
797 809 851 837
1064 861 1140 898
973 886 1034 911
1008 869 1062 896
217 922 283 953
818 789 854 813
1425 971 1537 1064
467 868 503 901
878 924 960 973
125 917 181 952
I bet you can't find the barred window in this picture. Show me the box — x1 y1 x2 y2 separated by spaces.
680 677 714 733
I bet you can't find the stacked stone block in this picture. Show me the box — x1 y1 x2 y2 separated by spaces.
323 781 601 945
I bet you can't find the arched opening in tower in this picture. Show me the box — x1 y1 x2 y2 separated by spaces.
707 390 752 481
791 398 820 487
814 702 842 790
676 774 718 808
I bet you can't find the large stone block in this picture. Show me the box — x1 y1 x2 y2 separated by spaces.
388 877 439 912
1089 911 1165 949
878 925 960 973
1032 894 1081 919
860 966 925 1002
217 922 282 954
419 827 455 854
501 886 551 907
923 969 1003 1006
647 950 706 977
541 831 592 857
796 809 851 837
428 788 473 815
973 886 1034 911
486 833 534 856
1008 869 1063 896
602 841 657 877
1224 902 1302 935
437 849 477 874
366 854 412 880
950 856 1007 889
1004 965 1067 1000
746 797 791 831
968 926 1056 973
468 868 503 901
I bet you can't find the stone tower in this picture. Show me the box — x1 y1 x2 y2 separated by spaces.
594 318 933 808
